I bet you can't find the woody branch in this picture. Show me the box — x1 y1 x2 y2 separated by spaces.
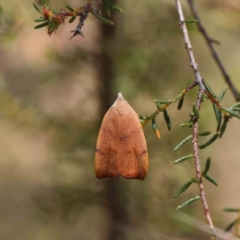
187 0 240 102
175 0 216 237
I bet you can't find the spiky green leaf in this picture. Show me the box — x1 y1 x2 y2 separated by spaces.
154 99 172 104
204 82 217 99
180 122 193 127
198 131 211 136
34 22 49 29
202 157 211 176
225 219 238 232
163 109 171 131
103 0 111 17
66 5 74 11
193 105 199 119
172 180 193 198
185 19 198 23
223 208 239 212
69 16 76 23
111 5 123 12
219 117 228 138
173 135 192 152
177 95 185 110
203 174 218 186
176 196 200 210
199 133 219 149
34 18 45 22
218 85 228 102
222 107 240 119
33 3 42 14
90 9 114 25
173 154 193 164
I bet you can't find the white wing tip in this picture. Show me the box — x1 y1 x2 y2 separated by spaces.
117 92 124 100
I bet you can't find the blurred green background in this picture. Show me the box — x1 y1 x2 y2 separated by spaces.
0 0 240 239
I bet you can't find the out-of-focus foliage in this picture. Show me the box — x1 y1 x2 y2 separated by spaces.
0 0 240 239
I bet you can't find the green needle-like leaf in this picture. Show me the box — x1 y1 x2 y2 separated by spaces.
231 102 240 108
176 196 200 210
90 9 114 25
212 103 222 132
225 219 238 232
172 180 193 198
222 107 240 119
154 99 173 104
185 19 198 23
69 16 76 23
34 22 49 29
193 105 199 118
173 154 193 164
223 208 239 212
151 118 160 138
203 174 218 186
204 82 217 99
202 157 211 176
66 5 74 11
163 109 171 131
218 85 228 102
199 133 219 149
219 117 228 138
52 9 58 14
177 95 185 110
180 122 193 127
173 135 192 152
198 131 211 136
34 18 45 22
33 3 42 14
111 5 123 12
103 0 111 17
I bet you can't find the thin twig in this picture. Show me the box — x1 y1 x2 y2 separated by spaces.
175 0 216 239
187 0 240 102
70 0 92 39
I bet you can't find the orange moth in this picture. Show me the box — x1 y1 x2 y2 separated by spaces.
94 93 148 180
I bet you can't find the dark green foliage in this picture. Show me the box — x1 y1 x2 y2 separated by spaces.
176 196 200 210
172 180 193 198
203 174 218 186
202 157 211 176
223 208 239 212
225 219 238 232
217 85 228 102
173 135 192 152
198 131 211 136
219 117 228 138
177 94 185 110
199 133 219 149
163 109 171 131
34 22 49 29
173 154 193 164
90 9 114 25
204 82 217 99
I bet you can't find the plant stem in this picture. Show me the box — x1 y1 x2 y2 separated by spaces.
175 0 216 238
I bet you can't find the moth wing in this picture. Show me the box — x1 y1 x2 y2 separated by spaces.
116 106 148 180
95 108 120 178
95 95 148 180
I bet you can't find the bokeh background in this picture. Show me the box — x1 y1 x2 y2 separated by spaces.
0 0 240 239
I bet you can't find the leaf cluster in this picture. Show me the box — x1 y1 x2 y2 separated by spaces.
33 0 122 38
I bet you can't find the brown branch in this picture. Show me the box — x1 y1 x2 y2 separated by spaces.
187 0 240 102
175 0 216 238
